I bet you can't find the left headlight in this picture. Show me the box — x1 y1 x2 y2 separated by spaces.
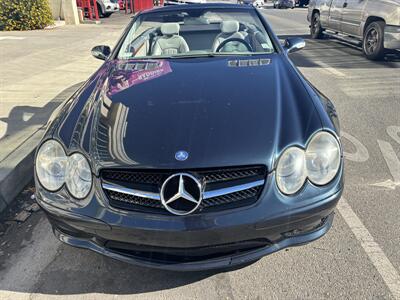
65 153 92 199
36 140 92 199
306 131 341 185
276 131 341 195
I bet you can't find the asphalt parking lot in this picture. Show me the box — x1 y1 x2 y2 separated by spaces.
0 6 399 300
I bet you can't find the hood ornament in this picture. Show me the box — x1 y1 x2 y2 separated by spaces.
175 150 189 161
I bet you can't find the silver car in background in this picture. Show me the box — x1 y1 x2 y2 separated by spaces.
274 0 295 9
97 0 119 17
308 0 400 60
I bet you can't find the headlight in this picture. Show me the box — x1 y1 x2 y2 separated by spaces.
276 131 341 195
36 139 92 199
36 140 67 191
276 147 306 195
65 153 92 199
306 132 341 185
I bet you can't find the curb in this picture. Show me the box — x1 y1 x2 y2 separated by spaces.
0 128 45 213
0 83 82 214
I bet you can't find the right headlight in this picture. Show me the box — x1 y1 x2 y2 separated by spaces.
305 131 341 185
276 147 306 195
35 140 68 191
276 131 341 195
65 153 92 199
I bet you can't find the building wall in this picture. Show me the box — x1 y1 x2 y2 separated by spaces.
49 0 65 20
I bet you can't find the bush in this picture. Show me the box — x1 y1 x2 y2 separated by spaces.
0 0 54 31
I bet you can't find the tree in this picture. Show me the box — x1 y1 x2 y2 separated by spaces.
0 0 54 31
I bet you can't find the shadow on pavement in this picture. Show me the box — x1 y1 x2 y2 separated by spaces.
0 83 83 154
278 34 400 69
31 240 239 295
0 199 241 295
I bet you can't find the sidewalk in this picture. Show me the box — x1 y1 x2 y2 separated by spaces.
0 13 131 211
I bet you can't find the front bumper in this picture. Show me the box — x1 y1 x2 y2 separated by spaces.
36 168 343 271
385 25 400 50
52 213 334 271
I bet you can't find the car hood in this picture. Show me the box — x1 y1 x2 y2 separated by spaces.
57 55 322 172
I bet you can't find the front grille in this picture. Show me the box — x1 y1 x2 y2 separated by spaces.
107 190 162 209
101 166 266 186
101 166 266 214
198 167 265 183
202 187 261 208
102 171 163 185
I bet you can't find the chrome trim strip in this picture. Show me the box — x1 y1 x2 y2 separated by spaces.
102 182 161 201
203 180 265 199
102 179 265 201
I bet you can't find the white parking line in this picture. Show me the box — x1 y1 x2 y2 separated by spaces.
341 131 369 163
0 37 26 41
337 198 400 299
315 61 346 78
387 126 400 147
377 140 400 183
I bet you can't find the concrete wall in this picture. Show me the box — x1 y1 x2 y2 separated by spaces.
62 0 80 25
49 0 79 25
49 0 65 20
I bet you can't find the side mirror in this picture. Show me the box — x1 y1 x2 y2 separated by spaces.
91 45 111 60
284 37 306 54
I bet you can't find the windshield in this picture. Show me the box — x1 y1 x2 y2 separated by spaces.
117 8 275 59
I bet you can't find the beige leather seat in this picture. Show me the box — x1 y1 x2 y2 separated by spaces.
152 23 189 56
212 20 245 52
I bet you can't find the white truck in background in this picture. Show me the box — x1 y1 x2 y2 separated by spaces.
308 0 400 60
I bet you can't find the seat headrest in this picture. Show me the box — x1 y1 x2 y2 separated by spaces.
220 20 239 34
161 23 180 36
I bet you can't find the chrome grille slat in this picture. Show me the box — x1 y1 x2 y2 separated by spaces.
202 187 261 207
107 190 162 208
102 182 160 200
202 180 265 199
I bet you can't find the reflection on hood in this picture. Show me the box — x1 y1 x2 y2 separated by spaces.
108 60 172 96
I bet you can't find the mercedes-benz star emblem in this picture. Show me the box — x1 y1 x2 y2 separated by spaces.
175 150 189 161
160 173 202 216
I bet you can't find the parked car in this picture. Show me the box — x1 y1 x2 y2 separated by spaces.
253 0 264 8
308 0 400 60
35 3 343 271
239 0 264 7
97 0 119 17
295 0 308 7
273 0 295 9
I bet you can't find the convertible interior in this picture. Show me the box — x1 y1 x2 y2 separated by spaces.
118 10 275 59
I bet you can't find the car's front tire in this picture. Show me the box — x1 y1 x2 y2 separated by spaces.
363 21 386 61
310 12 323 39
